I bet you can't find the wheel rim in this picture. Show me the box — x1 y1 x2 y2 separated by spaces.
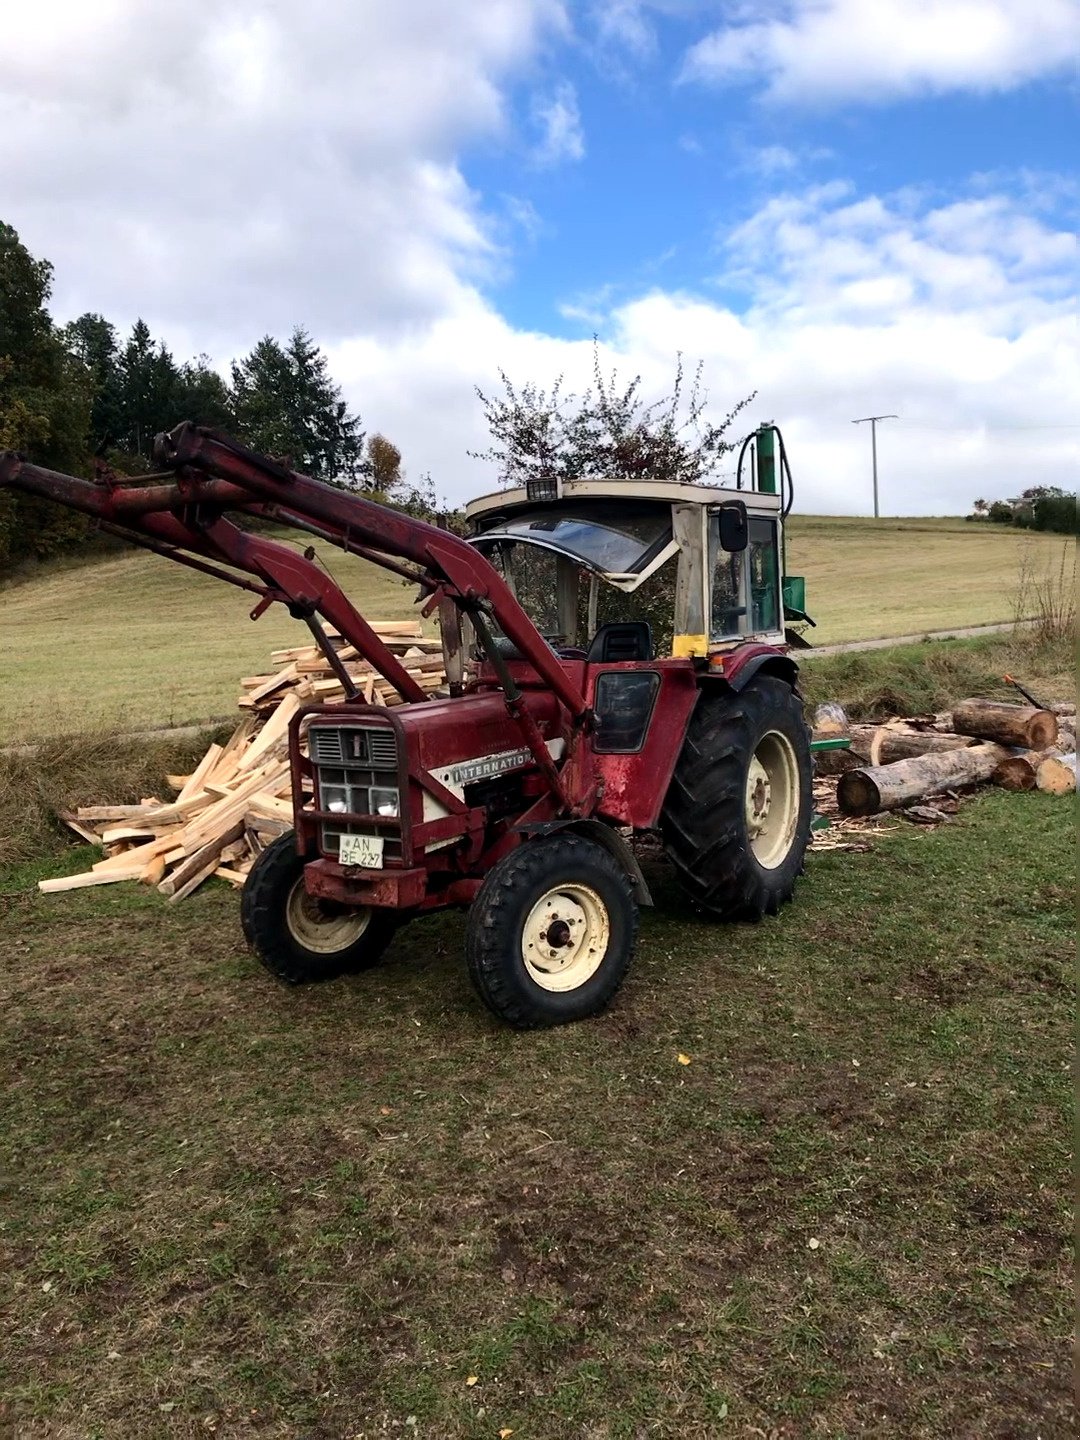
745 730 800 870
522 883 610 993
285 877 372 954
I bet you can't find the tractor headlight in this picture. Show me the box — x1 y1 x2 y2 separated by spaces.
370 786 400 818
322 786 349 814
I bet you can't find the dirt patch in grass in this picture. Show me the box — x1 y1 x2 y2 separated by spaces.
1 792 1072 1437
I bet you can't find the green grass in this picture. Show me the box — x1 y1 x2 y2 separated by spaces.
784 517 1072 645
1 516 1071 738
1 793 1072 1437
799 630 1075 719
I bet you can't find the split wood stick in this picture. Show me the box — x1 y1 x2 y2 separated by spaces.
57 811 105 845
214 867 248 888
177 744 222 804
158 822 244 896
236 693 300 772
243 664 299 704
951 698 1057 749
92 833 178 872
165 774 190 794
167 856 221 903
140 853 168 886
837 742 1009 817
75 804 168 823
1035 753 1077 795
39 864 149 893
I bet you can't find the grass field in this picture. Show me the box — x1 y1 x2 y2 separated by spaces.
1 791 1072 1438
0 518 1071 738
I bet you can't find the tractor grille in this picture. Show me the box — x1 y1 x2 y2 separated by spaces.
310 725 398 770
309 726 401 862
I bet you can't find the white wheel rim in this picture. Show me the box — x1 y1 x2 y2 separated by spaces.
285 877 372 954
522 883 610 993
745 730 800 870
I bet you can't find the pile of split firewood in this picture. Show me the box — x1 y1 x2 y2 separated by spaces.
814 695 1077 821
43 621 444 898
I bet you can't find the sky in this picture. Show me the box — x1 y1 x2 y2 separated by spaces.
2 0 1078 514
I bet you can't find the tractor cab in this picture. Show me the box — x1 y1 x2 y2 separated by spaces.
465 424 806 664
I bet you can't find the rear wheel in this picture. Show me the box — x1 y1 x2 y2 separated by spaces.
661 676 811 920
465 833 638 1028
241 832 397 984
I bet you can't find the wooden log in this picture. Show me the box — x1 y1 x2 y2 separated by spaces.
951 698 1057 749
837 742 1009 817
990 745 1065 792
1035 753 1077 795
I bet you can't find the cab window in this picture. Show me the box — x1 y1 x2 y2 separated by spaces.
748 518 781 633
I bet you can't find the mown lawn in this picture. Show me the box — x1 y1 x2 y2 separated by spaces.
1 791 1071 1438
0 517 1070 737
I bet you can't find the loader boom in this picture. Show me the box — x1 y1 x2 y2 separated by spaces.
0 422 593 729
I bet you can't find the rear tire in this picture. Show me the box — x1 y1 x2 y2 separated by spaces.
661 676 811 921
465 834 638 1028
241 832 397 984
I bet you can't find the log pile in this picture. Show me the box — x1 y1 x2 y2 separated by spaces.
816 696 1077 819
44 621 444 898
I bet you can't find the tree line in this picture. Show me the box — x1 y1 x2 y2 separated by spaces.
3 217 757 577
0 221 412 572
970 487 1077 536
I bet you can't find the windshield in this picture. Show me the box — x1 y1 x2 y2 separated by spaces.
471 502 671 577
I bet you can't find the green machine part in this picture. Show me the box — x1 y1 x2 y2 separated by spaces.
755 424 777 494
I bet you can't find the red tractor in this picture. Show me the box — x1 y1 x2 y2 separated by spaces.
0 423 812 1027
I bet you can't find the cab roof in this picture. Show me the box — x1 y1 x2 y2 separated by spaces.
465 475 780 522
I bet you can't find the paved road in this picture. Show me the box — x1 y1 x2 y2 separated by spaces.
805 618 1032 658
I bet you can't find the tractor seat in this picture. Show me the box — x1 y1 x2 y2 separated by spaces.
586 621 653 664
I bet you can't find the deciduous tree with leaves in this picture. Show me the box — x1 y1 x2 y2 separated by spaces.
0 223 92 566
473 341 755 487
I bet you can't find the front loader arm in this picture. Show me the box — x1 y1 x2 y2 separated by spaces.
0 422 593 734
154 423 592 725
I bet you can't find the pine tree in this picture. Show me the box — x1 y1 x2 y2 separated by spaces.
231 327 366 485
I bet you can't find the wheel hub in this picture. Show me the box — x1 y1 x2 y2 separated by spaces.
286 878 372 954
745 756 772 835
744 731 801 870
522 884 611 993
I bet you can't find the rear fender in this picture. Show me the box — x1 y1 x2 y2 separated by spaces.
512 819 653 906
718 644 799 694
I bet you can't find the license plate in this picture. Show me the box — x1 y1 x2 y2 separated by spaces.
338 834 384 869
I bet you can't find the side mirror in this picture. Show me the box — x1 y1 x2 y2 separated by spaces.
718 501 749 553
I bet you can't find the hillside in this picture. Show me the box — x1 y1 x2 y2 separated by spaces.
0 518 1071 738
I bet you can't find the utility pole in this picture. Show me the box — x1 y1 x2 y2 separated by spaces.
852 414 898 518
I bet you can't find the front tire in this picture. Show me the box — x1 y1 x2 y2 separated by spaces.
240 832 397 984
465 834 638 1028
661 676 812 921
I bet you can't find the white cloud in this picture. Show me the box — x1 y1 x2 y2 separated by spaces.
530 81 587 166
331 179 1078 517
683 0 1080 103
2 3 1074 519
0 0 566 353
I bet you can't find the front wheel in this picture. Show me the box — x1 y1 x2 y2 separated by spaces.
661 676 812 921
465 833 638 1028
240 832 398 984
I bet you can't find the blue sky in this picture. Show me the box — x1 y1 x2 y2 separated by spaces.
2 0 1078 512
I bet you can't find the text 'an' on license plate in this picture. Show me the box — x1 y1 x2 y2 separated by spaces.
338 834 384 868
